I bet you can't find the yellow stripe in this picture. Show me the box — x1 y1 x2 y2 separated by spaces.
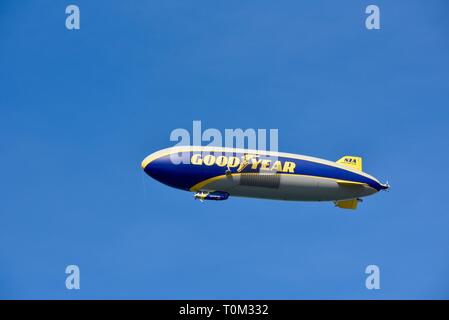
190 175 229 192
336 180 368 186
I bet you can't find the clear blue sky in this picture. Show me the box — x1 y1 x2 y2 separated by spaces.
1 0 448 299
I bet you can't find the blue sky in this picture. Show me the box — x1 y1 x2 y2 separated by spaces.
1 0 449 299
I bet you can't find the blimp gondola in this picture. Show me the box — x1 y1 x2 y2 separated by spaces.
141 146 389 209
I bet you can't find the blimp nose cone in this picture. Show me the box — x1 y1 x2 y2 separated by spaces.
141 156 160 179
141 153 194 191
142 161 153 177
141 153 183 186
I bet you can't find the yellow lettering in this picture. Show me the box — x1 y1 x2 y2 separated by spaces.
282 161 296 173
251 159 262 169
191 154 203 165
260 160 271 170
271 161 283 172
215 156 228 167
227 156 240 168
203 154 215 166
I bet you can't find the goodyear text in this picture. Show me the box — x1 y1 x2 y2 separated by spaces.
190 154 296 173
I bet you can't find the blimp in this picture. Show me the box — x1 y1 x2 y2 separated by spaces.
141 146 389 209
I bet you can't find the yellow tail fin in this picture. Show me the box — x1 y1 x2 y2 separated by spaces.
335 199 358 210
337 156 362 171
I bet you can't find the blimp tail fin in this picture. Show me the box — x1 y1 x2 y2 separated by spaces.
336 156 363 171
335 198 359 210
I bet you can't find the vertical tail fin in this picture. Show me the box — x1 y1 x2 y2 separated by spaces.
336 156 362 171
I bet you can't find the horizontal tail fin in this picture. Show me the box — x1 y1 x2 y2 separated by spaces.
335 198 359 210
337 156 362 171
